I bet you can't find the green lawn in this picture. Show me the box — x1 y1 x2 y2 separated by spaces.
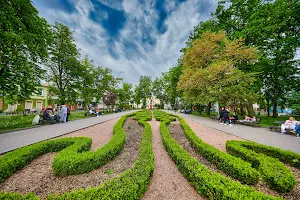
0 110 117 133
191 111 299 128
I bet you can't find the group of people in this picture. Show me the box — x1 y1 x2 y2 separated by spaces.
88 107 102 117
218 107 238 126
42 105 70 124
241 115 257 123
281 117 300 138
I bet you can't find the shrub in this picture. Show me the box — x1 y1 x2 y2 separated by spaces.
171 114 260 185
47 110 154 199
0 115 35 132
0 110 155 200
226 140 297 193
159 116 281 200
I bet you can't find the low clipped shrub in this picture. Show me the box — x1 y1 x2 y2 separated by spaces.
159 115 281 200
172 115 260 185
0 110 154 199
47 110 154 199
226 140 297 193
0 113 135 183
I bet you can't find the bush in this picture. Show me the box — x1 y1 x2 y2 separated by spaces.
174 114 260 185
47 110 154 199
0 110 155 199
0 115 35 132
159 116 281 200
226 140 297 193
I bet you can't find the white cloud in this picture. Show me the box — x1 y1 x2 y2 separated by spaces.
33 0 218 85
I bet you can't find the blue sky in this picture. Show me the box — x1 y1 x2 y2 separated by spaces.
32 0 218 85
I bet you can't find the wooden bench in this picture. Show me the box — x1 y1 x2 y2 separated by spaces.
236 119 261 127
269 121 295 135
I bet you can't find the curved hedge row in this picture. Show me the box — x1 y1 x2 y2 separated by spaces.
226 140 297 193
174 115 260 185
157 112 280 200
0 110 154 199
47 110 154 199
0 113 135 182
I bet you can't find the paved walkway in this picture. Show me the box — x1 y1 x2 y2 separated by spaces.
0 111 135 154
165 111 300 154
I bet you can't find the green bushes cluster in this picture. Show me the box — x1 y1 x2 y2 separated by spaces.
47 110 154 199
135 110 152 121
159 115 281 200
0 110 154 199
226 140 297 193
175 115 260 185
0 115 35 132
154 110 175 124
0 113 135 183
0 137 92 183
52 113 135 176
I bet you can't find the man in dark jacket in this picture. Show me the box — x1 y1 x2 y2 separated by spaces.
43 110 54 124
221 107 231 126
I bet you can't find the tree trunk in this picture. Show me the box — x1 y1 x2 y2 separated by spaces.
198 104 202 114
246 101 255 116
266 96 270 117
240 102 244 116
206 102 211 116
272 87 278 118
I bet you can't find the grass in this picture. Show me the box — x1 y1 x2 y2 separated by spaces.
0 110 117 133
192 110 299 127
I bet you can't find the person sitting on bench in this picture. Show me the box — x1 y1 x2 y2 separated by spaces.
295 122 300 138
281 117 297 134
43 110 54 124
251 116 257 122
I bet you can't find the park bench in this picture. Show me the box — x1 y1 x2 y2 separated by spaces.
269 121 295 135
235 118 261 127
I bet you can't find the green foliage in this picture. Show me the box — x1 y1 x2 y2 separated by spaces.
226 140 297 192
0 111 154 199
287 92 300 116
0 115 35 132
0 0 51 99
134 76 152 107
47 110 154 200
117 83 133 110
158 112 281 199
46 22 81 105
175 114 260 185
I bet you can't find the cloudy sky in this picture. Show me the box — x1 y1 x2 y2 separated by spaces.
32 0 218 85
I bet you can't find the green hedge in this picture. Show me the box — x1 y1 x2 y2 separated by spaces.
0 115 35 132
0 113 135 183
159 115 281 200
226 140 297 193
0 110 154 199
47 110 154 199
174 115 260 185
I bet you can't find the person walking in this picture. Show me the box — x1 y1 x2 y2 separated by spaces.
66 105 71 122
61 105 68 123
221 107 231 126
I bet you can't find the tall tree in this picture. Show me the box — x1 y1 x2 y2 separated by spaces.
165 64 183 109
178 31 258 115
47 22 81 105
213 0 300 117
152 75 169 109
117 83 133 109
0 0 52 102
135 76 152 108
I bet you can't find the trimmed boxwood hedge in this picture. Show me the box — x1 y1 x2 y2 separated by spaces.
157 112 281 200
173 115 260 185
226 140 297 193
0 110 154 199
0 113 135 182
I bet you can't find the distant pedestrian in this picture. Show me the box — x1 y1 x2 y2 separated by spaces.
66 105 71 122
221 107 231 126
61 105 68 123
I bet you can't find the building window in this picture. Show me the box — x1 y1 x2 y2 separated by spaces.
38 89 43 96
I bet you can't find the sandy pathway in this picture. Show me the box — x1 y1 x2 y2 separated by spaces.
142 120 203 200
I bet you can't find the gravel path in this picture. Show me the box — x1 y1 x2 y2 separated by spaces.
183 119 300 200
142 119 203 200
185 119 243 152
0 118 143 199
